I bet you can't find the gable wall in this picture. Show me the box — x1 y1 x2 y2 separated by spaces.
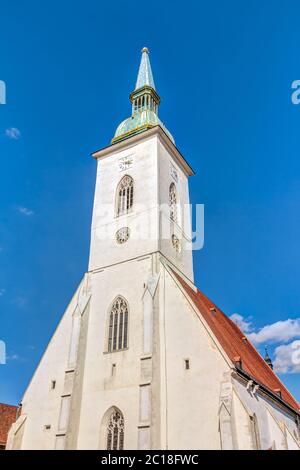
158 265 230 449
233 377 299 450
15 277 86 449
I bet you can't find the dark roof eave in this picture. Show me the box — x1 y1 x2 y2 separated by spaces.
234 366 300 417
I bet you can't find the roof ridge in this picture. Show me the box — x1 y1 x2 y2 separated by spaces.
224 305 300 406
171 268 299 413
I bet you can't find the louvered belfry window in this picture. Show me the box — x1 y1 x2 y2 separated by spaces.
117 175 134 216
108 297 129 352
106 410 124 450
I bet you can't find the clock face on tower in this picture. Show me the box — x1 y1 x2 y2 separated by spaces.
118 155 134 172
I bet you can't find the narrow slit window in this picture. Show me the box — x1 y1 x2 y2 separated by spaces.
113 313 118 351
250 414 261 450
118 312 124 350
123 309 128 349
107 428 112 450
108 313 113 352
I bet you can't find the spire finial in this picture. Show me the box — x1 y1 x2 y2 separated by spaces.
142 47 149 54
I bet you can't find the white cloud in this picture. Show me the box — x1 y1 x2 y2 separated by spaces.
230 313 300 375
7 354 20 361
5 127 21 140
273 340 300 374
0 289 6 296
6 353 28 363
230 313 252 333
248 319 300 345
18 206 34 216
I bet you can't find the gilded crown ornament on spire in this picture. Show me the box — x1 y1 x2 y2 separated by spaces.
112 47 174 144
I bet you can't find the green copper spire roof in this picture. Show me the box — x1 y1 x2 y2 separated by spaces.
112 48 174 144
264 346 273 370
135 47 156 90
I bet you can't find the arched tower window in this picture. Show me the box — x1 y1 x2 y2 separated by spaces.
116 175 134 216
107 297 129 352
106 409 125 450
169 182 178 223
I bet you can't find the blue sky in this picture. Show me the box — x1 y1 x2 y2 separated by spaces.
1 0 300 404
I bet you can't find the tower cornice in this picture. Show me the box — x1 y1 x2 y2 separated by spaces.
91 125 195 177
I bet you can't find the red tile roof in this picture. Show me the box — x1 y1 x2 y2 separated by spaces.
0 404 18 447
173 270 300 413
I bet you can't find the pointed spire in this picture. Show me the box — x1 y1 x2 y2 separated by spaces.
135 47 156 90
129 48 160 118
264 346 273 370
111 48 174 145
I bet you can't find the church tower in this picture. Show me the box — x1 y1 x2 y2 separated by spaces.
79 47 196 449
7 49 300 451
89 47 194 281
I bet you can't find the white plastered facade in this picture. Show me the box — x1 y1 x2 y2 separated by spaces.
7 127 300 450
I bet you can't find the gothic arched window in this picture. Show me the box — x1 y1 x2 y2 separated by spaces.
169 182 177 222
116 175 134 216
106 409 124 450
107 297 129 352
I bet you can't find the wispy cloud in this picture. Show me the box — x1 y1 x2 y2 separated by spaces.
248 319 300 345
7 354 20 361
5 127 21 140
230 313 253 333
230 313 300 374
6 353 28 363
18 206 34 216
0 289 6 296
273 340 300 374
